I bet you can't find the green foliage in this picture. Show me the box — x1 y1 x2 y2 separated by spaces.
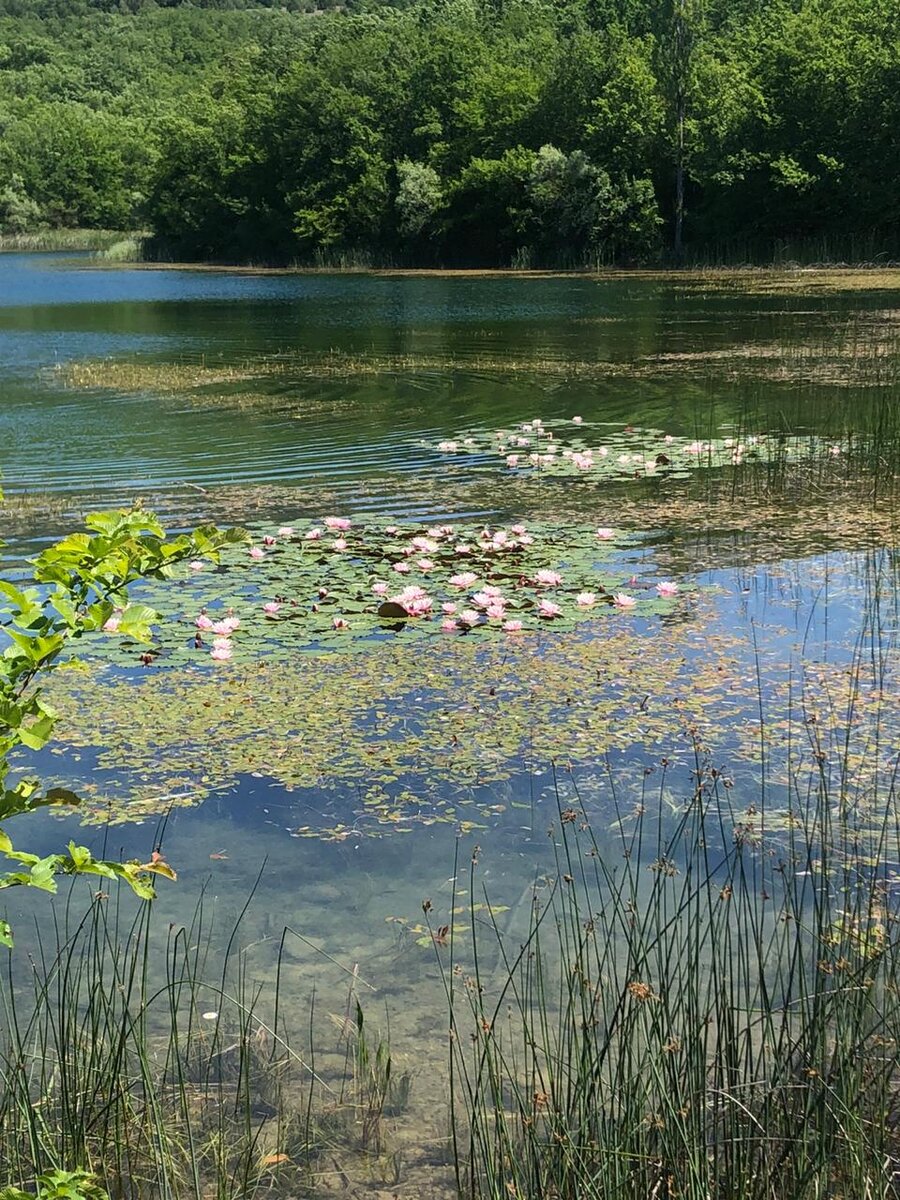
0 502 246 943
0 0 897 259
0 1169 107 1200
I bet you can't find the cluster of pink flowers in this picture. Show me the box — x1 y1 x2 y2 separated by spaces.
389 584 434 617
187 514 688 658
195 611 240 660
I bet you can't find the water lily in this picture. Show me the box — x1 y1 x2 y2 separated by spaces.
596 528 615 540
534 569 562 587
278 526 294 537
392 561 411 574
576 592 596 607
263 535 277 546
503 619 524 633
249 546 265 560
656 581 679 597
437 441 458 452
613 593 636 609
458 609 481 627
331 538 348 551
572 415 583 424
440 618 458 632
212 636 232 650
102 615 121 633
212 617 239 635
417 558 436 571
324 516 351 531
486 604 506 620
442 602 458 614
506 454 519 467
449 572 478 589
372 581 388 594
263 601 281 615
189 560 205 571
332 617 350 630
537 599 562 618
195 614 214 631
305 528 322 541
211 644 232 661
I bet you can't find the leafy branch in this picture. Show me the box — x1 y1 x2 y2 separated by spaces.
0 498 247 944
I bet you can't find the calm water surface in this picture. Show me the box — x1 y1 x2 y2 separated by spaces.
0 252 897 1181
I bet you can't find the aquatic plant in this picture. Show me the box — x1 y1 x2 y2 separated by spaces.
434 756 900 1199
0 880 406 1198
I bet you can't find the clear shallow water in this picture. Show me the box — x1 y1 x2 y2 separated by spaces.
0 253 898 1188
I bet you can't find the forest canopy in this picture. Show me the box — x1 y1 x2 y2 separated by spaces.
0 0 897 265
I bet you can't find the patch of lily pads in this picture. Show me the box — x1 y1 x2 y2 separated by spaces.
89 516 682 667
432 419 849 481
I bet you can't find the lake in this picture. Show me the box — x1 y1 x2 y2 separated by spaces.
0 252 898 1196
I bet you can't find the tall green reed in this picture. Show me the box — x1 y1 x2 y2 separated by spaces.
433 682 900 1197
0 878 400 1198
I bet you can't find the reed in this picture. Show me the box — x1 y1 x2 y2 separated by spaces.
0 879 401 1198
432 591 900 1199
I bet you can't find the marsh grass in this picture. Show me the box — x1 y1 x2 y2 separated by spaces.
432 572 900 1200
0 231 135 254
435 766 900 1199
0 882 407 1198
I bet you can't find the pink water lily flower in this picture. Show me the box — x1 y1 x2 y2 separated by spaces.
372 581 388 595
385 525 398 535
576 592 596 607
195 614 214 631
506 454 520 467
305 528 322 541
102 615 121 633
416 558 435 571
440 618 458 632
212 617 240 635
332 617 350 630
458 609 481 627
449 572 478 589
411 536 439 553
324 516 352 531
331 538 348 551
503 619 524 633
656 581 679 597
189 560 205 571
392 561 411 574
442 602 458 615
534 569 562 587
486 604 506 620
249 546 265 560
572 415 583 424
510 524 526 536
278 526 294 537
263 535 277 546
263 602 281 615
613 593 637 609
454 544 472 555
537 599 562 618
437 441 458 453
211 644 232 661
596 528 615 540
212 636 232 650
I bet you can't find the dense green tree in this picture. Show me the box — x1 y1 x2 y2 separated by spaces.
0 0 896 262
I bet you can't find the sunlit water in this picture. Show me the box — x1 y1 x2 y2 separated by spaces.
0 252 897 1187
